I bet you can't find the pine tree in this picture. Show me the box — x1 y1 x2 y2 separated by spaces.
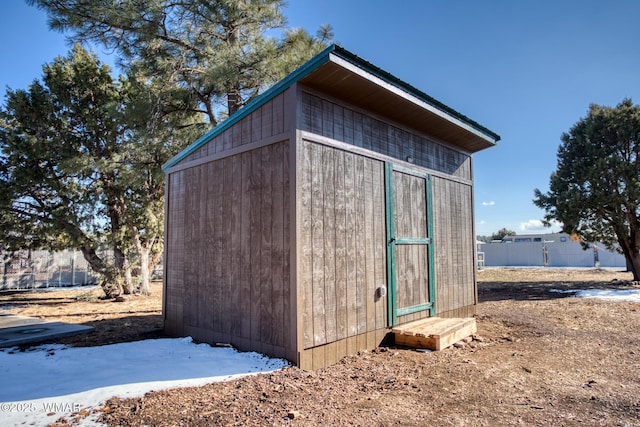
29 0 332 125
534 99 640 279
0 45 200 296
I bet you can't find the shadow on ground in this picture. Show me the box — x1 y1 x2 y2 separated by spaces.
32 315 166 348
478 280 635 302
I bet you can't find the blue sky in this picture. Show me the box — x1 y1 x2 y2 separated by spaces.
2 1 639 236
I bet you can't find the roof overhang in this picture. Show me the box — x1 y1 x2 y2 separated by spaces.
300 49 500 152
163 45 499 171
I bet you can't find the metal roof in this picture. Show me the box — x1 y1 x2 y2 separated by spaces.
163 44 500 171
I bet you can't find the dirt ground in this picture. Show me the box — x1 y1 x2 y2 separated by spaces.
2 269 640 426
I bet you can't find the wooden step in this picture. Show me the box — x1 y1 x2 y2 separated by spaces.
392 317 477 351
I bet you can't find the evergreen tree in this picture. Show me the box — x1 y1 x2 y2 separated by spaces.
491 228 516 241
534 99 640 279
29 0 332 125
0 45 199 296
17 1 332 295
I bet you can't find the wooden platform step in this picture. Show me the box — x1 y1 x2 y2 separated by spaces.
392 317 477 351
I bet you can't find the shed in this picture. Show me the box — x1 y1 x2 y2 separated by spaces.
162 44 500 369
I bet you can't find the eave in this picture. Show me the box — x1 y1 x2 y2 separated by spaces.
163 44 499 171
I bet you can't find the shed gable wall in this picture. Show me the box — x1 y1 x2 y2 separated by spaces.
181 92 287 164
165 140 292 359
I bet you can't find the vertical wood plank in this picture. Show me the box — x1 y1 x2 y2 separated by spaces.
260 145 274 345
261 99 273 139
214 134 223 154
273 92 284 135
251 109 262 143
283 139 292 351
343 108 354 147
232 120 242 148
333 104 344 142
207 161 219 332
324 341 338 367
310 143 326 346
312 346 325 371
162 174 173 328
372 161 386 330
239 151 252 338
242 113 252 146
224 155 240 339
344 152 358 338
334 151 347 341
222 129 232 152
250 148 263 351
306 93 323 135
353 111 364 148
271 142 285 348
167 170 185 334
283 86 297 133
300 141 314 349
372 119 385 154
354 155 367 347
184 168 198 329
298 349 312 371
362 115 373 151
364 158 377 350
321 99 333 139
196 164 207 332
322 145 337 344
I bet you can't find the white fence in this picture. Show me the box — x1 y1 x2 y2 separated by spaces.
1 250 99 290
480 240 626 268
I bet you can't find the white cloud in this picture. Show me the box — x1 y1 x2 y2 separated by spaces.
482 201 495 206
519 219 562 232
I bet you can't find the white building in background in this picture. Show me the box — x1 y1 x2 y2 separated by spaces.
479 233 627 268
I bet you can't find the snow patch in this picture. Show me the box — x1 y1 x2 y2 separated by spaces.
551 288 640 302
0 337 288 426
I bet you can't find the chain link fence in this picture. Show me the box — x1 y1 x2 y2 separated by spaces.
1 250 100 290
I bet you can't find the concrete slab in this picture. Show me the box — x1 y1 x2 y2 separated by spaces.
0 314 47 328
0 314 93 348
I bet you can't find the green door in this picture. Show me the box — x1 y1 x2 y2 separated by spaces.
385 163 435 327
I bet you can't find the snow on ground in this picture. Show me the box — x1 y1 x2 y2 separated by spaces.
550 289 640 302
551 288 640 302
0 337 289 426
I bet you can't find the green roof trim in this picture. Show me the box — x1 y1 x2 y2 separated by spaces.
163 44 500 171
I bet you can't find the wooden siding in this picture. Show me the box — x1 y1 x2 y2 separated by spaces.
182 92 287 163
164 171 186 335
432 176 476 313
164 140 291 358
298 329 389 370
298 140 387 352
300 91 472 180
